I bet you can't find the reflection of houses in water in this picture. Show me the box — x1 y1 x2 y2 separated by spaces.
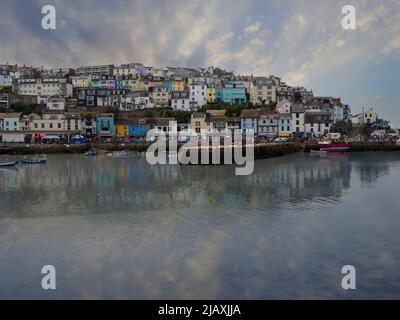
0 153 397 218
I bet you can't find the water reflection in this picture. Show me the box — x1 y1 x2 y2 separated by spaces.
0 152 399 299
0 153 360 218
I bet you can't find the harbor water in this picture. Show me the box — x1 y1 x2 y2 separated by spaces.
0 152 399 299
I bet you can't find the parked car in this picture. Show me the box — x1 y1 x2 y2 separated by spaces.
274 137 289 143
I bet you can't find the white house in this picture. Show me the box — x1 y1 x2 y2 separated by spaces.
46 97 66 111
190 82 206 107
171 90 190 111
17 78 73 97
291 105 305 134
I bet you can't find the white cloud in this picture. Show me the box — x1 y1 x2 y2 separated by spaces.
244 21 261 33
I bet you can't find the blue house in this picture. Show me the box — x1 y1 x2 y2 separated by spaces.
217 83 247 104
128 118 150 137
97 113 114 137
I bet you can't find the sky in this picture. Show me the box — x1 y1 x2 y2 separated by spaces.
0 0 399 127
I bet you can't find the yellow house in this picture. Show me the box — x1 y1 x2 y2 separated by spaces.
114 122 129 137
206 86 216 103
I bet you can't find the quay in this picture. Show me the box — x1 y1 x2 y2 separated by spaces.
1 141 399 159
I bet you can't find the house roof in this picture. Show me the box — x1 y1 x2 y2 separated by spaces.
206 110 225 117
240 109 261 118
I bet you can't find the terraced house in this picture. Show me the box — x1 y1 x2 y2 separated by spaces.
249 76 279 105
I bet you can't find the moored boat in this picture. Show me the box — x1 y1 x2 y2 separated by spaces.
21 155 47 164
310 149 327 156
85 149 98 156
0 160 18 167
318 141 350 152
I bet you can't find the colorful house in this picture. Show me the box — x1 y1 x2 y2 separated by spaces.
206 86 216 103
128 118 150 137
3 113 22 131
114 120 129 137
217 83 247 104
96 113 114 137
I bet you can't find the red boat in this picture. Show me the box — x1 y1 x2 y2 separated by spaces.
318 141 350 152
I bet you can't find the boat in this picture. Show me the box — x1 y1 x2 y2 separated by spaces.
318 141 350 153
310 149 327 156
0 160 18 167
85 149 98 156
112 150 129 158
20 155 47 164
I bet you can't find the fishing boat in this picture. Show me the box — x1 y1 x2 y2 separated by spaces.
0 160 18 167
318 141 350 153
21 155 47 164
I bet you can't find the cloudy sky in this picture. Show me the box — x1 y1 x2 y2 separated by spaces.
1 0 399 126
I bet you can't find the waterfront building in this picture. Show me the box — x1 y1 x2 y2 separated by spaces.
81 112 97 136
216 83 247 104
240 109 260 135
249 77 278 105
96 113 114 137
291 105 305 134
2 113 22 131
278 113 292 137
30 111 64 132
114 120 130 137
65 112 82 132
128 118 150 137
189 82 207 107
258 109 279 138
304 109 332 136
171 90 190 111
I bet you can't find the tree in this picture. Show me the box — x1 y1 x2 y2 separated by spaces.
331 120 353 135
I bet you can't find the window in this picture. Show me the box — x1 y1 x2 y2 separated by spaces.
41 123 44 129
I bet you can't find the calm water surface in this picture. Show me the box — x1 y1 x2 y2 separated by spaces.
0 152 399 299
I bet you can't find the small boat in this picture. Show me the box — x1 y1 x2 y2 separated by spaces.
21 155 47 164
85 149 98 156
310 150 327 156
112 150 129 158
318 141 350 153
0 160 18 167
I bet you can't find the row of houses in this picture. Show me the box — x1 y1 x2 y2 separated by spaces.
1 63 316 111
